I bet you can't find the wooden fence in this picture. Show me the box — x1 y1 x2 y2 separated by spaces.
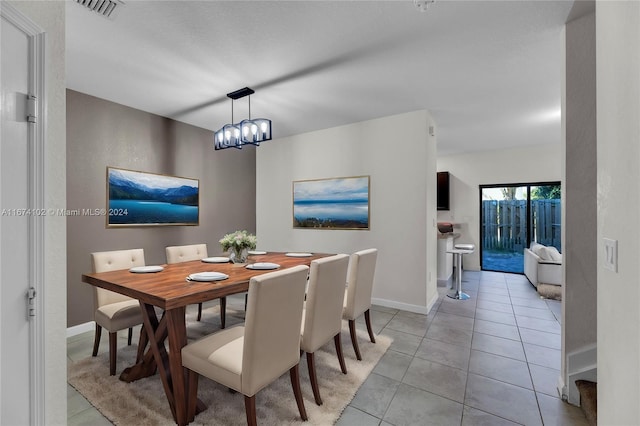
482 199 561 252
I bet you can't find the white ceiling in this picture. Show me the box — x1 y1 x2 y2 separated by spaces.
66 0 574 155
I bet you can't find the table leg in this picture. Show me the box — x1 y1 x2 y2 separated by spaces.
119 303 206 425
166 308 188 426
138 304 182 421
119 306 165 382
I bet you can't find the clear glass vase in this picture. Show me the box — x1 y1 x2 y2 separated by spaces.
230 247 248 264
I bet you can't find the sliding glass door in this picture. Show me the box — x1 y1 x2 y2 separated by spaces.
530 184 562 250
480 182 561 273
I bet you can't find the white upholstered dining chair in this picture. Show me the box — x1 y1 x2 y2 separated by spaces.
181 265 309 426
300 253 350 405
343 248 378 361
90 248 146 376
165 244 227 327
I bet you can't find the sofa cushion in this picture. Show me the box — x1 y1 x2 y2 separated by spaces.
539 246 562 262
530 242 545 257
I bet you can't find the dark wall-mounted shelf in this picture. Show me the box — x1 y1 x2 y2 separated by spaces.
437 171 450 211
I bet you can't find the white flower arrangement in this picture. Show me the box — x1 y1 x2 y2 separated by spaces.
219 230 257 253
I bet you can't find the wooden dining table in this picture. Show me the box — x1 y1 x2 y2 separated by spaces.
82 251 332 426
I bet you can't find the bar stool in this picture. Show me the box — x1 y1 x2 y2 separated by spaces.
451 243 475 288
447 245 475 300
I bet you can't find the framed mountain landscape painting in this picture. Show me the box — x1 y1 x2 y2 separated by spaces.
106 167 199 227
293 175 370 230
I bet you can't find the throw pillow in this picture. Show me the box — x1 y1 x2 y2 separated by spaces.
537 246 552 260
530 242 545 257
542 246 562 262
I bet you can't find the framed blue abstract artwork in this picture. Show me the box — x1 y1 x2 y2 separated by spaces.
107 167 199 227
293 175 370 230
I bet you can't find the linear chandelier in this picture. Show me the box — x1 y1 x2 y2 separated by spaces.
214 87 272 150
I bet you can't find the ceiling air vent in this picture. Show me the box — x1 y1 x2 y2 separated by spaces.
74 0 124 20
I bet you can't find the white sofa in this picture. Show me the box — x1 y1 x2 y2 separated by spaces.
524 242 563 288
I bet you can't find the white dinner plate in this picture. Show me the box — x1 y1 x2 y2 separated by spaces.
285 252 312 257
246 262 280 270
129 265 164 273
247 250 267 255
187 272 229 282
201 257 230 263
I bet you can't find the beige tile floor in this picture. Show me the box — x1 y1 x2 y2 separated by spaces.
68 271 588 425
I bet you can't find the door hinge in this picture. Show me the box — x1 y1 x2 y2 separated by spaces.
26 94 37 123
27 287 36 317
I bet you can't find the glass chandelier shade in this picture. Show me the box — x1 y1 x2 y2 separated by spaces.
214 123 241 150
214 87 272 150
239 118 272 145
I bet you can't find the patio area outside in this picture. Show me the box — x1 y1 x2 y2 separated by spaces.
481 184 560 275
482 250 524 274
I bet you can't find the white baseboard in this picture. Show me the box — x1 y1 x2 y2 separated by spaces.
426 291 439 314
67 321 95 338
566 343 597 406
568 343 597 372
437 276 454 289
557 374 567 401
371 298 429 315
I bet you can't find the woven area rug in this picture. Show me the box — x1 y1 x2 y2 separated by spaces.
68 305 391 426
537 283 562 301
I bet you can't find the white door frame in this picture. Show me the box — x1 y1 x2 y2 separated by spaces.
0 4 46 424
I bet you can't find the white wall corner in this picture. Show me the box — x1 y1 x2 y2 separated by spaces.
426 289 439 314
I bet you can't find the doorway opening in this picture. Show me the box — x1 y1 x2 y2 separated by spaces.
480 182 561 273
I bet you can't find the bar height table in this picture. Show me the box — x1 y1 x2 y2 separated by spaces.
447 248 474 300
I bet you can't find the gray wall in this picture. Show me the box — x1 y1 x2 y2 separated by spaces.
66 90 256 327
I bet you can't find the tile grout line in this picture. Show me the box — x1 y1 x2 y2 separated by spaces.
459 283 476 426
377 309 410 426
508 278 548 426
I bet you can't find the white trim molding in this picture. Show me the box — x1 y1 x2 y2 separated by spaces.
566 343 597 406
372 297 430 315
0 4 47 425
67 321 96 338
426 290 439 314
1 3 43 34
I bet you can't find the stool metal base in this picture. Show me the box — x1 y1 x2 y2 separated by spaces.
447 291 470 300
